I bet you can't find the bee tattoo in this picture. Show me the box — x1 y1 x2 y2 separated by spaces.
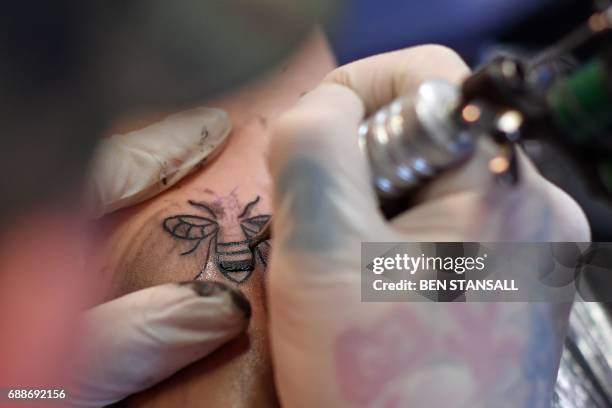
163 195 270 284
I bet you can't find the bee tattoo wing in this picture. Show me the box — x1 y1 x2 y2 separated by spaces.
162 196 270 284
240 214 271 269
240 214 271 240
163 215 219 255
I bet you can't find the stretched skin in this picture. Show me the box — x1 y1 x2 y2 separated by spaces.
92 32 336 407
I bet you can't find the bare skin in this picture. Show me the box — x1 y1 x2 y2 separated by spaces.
92 32 336 407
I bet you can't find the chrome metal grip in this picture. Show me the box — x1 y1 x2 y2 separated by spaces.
359 80 475 198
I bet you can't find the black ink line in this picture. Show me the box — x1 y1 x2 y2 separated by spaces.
188 200 217 220
182 226 218 255
163 197 271 285
194 238 214 280
180 229 216 255
245 215 270 222
217 248 251 255
163 215 218 240
172 222 183 234
241 224 259 237
241 215 270 230
238 196 260 219
217 240 250 247
218 260 254 273
181 239 204 256
256 247 267 267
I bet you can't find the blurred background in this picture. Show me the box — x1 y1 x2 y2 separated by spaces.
327 0 593 65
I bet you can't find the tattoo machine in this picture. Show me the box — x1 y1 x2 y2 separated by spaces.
250 5 612 246
361 5 612 218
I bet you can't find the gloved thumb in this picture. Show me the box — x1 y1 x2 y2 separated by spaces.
269 83 386 254
68 281 251 407
88 107 231 217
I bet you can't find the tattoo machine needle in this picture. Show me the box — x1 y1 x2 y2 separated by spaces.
249 218 272 250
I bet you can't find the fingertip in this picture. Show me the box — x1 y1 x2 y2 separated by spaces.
269 83 365 176
267 86 385 251
324 44 470 113
89 106 233 216
72 281 251 406
178 281 252 320
296 82 365 115
182 106 232 141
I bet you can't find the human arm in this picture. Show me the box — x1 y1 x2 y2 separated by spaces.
267 45 590 407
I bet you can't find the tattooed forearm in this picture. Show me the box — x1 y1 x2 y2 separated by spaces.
334 302 570 407
162 191 270 283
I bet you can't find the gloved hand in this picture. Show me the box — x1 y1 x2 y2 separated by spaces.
87 107 231 217
267 46 590 407
69 107 251 407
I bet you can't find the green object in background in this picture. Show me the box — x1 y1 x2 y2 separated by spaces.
548 58 612 145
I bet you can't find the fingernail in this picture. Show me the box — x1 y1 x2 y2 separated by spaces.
179 281 252 319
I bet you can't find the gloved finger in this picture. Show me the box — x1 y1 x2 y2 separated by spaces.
415 140 534 200
88 107 231 217
324 45 470 114
324 44 586 241
392 142 590 241
269 82 388 254
68 281 250 407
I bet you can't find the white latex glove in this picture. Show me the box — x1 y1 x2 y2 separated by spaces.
68 107 249 407
88 106 231 217
70 282 250 407
268 46 590 407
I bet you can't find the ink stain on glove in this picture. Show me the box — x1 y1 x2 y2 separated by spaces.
179 281 252 319
275 157 339 252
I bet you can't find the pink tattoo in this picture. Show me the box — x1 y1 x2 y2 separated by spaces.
334 307 430 406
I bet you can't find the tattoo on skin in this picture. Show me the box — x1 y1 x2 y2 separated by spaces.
334 304 568 407
162 192 270 284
